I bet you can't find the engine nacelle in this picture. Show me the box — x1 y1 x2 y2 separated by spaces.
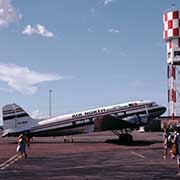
125 114 149 126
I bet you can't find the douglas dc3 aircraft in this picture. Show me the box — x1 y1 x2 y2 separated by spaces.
2 100 166 143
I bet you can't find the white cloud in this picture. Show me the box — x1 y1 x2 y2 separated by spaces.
104 0 114 5
0 63 63 95
90 8 95 16
22 24 55 38
0 0 22 28
102 47 126 57
130 80 145 88
31 110 47 119
102 47 109 54
88 28 93 32
108 28 120 33
118 48 127 57
0 87 13 93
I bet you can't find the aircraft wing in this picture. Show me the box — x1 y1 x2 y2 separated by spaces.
94 115 137 131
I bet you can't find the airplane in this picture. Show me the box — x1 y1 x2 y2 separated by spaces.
1 100 166 143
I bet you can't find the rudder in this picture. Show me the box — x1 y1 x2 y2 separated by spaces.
2 103 34 136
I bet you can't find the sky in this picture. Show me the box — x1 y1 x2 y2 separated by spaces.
0 0 177 125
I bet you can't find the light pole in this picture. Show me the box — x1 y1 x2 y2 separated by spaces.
49 89 52 118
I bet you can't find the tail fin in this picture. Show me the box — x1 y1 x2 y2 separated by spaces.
2 103 35 136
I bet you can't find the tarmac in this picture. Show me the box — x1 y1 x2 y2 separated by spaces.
0 130 179 180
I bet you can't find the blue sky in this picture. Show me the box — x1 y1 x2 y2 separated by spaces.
0 0 176 125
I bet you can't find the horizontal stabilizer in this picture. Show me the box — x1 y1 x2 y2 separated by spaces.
1 132 8 137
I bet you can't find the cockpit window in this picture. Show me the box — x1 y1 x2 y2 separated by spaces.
151 102 157 106
128 102 138 107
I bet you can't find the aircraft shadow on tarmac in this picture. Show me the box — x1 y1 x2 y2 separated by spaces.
7 139 162 147
105 139 162 146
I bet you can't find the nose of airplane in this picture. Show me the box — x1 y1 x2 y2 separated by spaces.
159 106 166 115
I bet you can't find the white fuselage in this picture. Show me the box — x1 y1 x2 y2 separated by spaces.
2 100 166 137
29 100 162 136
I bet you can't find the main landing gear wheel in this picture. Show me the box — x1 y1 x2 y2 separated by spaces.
112 130 133 144
118 133 133 144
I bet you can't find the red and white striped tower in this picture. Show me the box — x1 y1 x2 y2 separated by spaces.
163 10 180 119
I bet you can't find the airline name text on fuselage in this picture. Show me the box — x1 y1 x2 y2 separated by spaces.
72 108 106 118
71 102 145 119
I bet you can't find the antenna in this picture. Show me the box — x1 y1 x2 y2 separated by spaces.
172 3 176 9
172 0 176 9
49 89 52 118
164 1 176 13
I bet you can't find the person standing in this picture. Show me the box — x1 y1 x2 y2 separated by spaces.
163 127 172 159
26 136 31 148
174 126 180 176
17 134 27 158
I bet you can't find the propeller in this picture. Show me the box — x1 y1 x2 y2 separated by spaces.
145 105 150 122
